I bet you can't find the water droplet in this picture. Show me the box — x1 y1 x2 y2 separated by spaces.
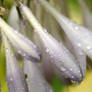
87 46 91 50
75 26 79 30
71 76 74 78
70 68 73 71
77 43 81 47
61 67 66 71
6 48 9 52
10 78 13 81
18 50 21 54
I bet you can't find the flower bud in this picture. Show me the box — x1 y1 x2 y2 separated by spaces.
19 4 83 82
0 17 41 62
38 0 87 78
23 59 53 92
2 33 28 92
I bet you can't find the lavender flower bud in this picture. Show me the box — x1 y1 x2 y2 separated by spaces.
19 4 83 82
8 6 19 30
0 17 41 62
23 59 53 92
2 33 28 92
38 0 87 77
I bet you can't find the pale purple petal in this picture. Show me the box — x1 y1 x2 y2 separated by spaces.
23 59 53 92
8 6 19 30
3 33 28 92
19 4 83 82
33 32 54 82
0 17 41 62
38 0 87 77
37 30 83 82
38 0 92 59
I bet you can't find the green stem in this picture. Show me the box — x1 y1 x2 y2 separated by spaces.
0 0 4 6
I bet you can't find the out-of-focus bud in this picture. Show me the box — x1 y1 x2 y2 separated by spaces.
78 0 92 30
8 6 19 30
23 59 53 92
0 17 41 62
2 32 28 92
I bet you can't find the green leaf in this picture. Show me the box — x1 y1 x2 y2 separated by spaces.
67 0 83 24
0 43 8 92
52 76 64 92
84 0 92 12
4 0 14 9
1 81 9 92
0 43 6 81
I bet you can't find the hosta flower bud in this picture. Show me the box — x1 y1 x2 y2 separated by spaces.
23 59 53 92
38 0 87 77
70 42 86 77
33 31 55 82
38 0 92 60
0 17 41 62
8 6 19 30
2 33 28 92
37 30 83 82
19 4 83 82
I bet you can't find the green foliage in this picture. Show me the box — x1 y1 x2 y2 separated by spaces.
1 81 9 92
4 0 14 9
67 0 83 24
0 43 6 81
52 76 64 92
0 43 9 92
84 0 92 12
